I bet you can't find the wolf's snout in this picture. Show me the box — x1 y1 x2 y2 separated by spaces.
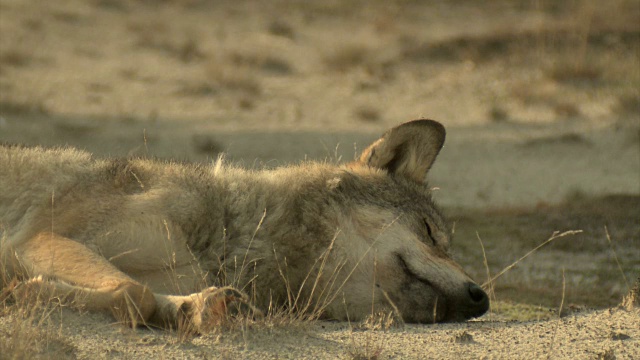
466 282 489 317
468 283 487 302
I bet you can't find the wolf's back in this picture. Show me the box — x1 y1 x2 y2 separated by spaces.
0 145 95 240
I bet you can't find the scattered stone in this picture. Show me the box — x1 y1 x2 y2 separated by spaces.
453 331 476 344
597 348 616 360
610 332 630 341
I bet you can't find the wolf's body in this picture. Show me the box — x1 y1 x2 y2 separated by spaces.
0 120 488 331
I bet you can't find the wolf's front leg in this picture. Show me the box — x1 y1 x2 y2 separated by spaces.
151 286 262 333
8 232 158 327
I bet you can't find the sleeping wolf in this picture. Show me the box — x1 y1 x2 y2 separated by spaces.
0 119 488 331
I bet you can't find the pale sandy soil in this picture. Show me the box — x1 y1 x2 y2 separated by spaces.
1 0 639 359
1 305 639 359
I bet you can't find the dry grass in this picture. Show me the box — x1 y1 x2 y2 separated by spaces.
481 230 583 289
478 230 582 323
0 279 77 359
205 54 267 97
324 44 372 72
396 0 639 125
160 215 344 339
227 51 294 76
546 268 566 359
1 193 636 358
453 195 639 310
488 105 509 123
323 44 395 80
476 232 495 318
615 93 640 117
0 319 76 360
267 20 295 40
355 106 382 123
346 312 396 360
174 81 217 97
0 49 33 68
621 277 639 310
208 69 262 96
128 20 206 63
0 100 49 115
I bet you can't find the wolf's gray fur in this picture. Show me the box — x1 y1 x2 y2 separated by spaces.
0 120 488 330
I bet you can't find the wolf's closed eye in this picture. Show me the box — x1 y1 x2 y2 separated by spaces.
424 219 436 246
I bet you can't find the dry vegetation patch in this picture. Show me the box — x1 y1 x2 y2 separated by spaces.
451 194 639 309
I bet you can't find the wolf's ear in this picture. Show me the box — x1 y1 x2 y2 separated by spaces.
357 119 445 183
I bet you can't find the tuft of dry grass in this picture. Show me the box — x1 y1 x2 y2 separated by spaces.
174 81 218 97
347 345 384 360
0 50 33 68
596 348 616 360
228 51 294 76
0 277 77 360
615 94 640 117
128 20 206 63
207 67 262 96
0 319 77 360
620 277 639 310
452 194 639 309
452 331 475 344
489 301 557 322
0 100 49 115
355 106 382 123
323 44 397 83
552 102 581 119
481 230 583 290
546 61 603 85
488 105 509 123
477 232 495 319
346 312 394 360
204 52 278 97
267 20 295 39
546 268 566 359
324 44 372 72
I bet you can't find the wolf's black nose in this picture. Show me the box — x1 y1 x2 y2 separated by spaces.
468 283 487 302
466 282 489 317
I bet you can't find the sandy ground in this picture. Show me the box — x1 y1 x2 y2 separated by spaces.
1 0 639 359
2 305 639 359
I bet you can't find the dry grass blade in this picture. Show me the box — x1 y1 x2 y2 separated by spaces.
268 217 402 322
482 230 582 289
298 231 340 317
621 277 639 310
546 268 566 360
318 216 402 316
604 226 629 291
476 232 494 318
238 209 267 286
557 269 566 318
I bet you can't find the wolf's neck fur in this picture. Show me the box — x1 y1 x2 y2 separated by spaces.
171 162 345 300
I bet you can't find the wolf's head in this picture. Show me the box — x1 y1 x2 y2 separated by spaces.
323 119 489 323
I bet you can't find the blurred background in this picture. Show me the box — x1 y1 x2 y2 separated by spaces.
1 0 638 315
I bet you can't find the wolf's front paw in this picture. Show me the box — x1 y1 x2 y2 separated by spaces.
178 286 262 334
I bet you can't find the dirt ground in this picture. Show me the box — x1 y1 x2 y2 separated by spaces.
1 0 639 359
